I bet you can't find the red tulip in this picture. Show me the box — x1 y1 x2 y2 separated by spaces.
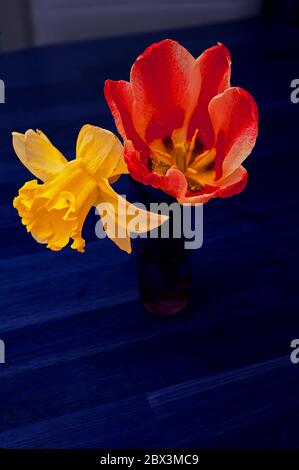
105 40 258 204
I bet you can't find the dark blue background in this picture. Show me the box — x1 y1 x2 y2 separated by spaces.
0 17 299 448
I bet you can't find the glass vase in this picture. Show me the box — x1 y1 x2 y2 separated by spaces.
129 177 192 317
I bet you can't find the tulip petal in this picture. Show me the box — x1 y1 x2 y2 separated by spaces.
130 39 200 142
209 87 258 179
104 80 149 158
178 165 248 204
104 80 131 140
76 124 127 180
216 165 248 197
187 43 231 148
12 130 68 182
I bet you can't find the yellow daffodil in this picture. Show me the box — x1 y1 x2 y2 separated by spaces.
13 124 167 253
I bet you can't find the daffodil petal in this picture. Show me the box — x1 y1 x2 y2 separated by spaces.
76 124 128 180
12 130 68 182
96 179 168 253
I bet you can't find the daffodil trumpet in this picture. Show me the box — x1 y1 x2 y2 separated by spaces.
13 125 168 253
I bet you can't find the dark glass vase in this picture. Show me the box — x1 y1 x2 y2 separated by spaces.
129 177 192 317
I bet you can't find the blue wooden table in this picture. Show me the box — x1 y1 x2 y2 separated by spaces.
0 17 299 448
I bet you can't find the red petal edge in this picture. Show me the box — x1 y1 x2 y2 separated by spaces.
178 166 248 205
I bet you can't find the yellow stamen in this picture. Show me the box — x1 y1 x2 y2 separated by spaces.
186 128 199 166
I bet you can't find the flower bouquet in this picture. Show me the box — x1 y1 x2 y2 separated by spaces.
13 40 258 316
